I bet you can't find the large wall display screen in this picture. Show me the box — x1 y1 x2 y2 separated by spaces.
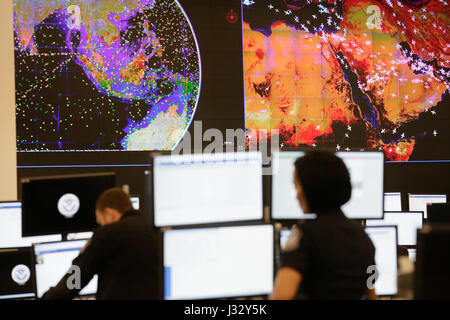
14 0 244 151
243 0 449 161
14 0 449 162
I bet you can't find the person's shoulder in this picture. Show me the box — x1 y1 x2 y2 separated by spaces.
106 211 152 232
299 215 329 231
121 210 151 225
295 221 317 238
91 223 111 240
301 211 359 232
344 219 375 249
346 218 365 230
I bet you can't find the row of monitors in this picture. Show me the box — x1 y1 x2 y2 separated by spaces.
0 200 424 250
154 151 385 225
384 193 447 218
0 198 139 249
0 224 400 300
3 151 447 240
3 151 385 238
154 151 447 225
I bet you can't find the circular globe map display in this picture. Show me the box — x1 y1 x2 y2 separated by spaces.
14 0 201 151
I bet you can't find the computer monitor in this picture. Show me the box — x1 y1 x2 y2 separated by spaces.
408 194 447 219
415 224 450 299
163 224 274 299
365 226 398 296
366 212 423 246
0 202 61 248
21 172 116 236
271 151 384 220
33 240 98 298
0 247 35 300
271 151 316 220
153 152 263 227
279 229 292 251
384 193 402 211
427 203 450 223
131 196 140 210
337 152 384 219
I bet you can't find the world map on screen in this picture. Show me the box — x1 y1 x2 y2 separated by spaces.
243 0 449 161
14 0 200 151
14 0 449 161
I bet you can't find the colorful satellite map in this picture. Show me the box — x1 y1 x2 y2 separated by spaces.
243 0 449 161
14 0 201 151
13 0 449 161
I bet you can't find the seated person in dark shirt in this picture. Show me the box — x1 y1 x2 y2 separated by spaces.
42 188 161 300
270 151 377 300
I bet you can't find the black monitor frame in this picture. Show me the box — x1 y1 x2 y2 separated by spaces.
150 151 265 229
383 192 402 211
161 222 276 300
426 203 450 223
414 223 450 300
21 172 116 237
0 247 36 300
367 211 424 248
407 193 448 218
31 239 98 298
270 150 385 221
364 225 399 298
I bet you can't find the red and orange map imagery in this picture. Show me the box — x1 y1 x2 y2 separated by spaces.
243 0 449 161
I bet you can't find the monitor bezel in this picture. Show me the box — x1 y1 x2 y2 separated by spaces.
0 246 37 300
414 223 450 299
21 172 116 237
373 211 424 248
364 224 399 297
426 203 450 223
407 193 448 219
31 239 97 298
383 192 402 211
0 201 64 249
0 200 21 206
161 222 276 300
150 152 265 228
270 150 385 221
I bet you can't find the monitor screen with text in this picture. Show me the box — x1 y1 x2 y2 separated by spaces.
163 224 274 299
153 152 263 227
365 226 398 296
366 212 423 246
271 152 316 220
384 193 402 211
272 151 384 220
408 194 447 219
0 202 61 248
33 240 98 298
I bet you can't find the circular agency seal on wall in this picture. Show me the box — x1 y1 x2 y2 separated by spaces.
11 264 31 285
57 193 81 218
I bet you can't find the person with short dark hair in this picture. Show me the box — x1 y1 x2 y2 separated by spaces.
42 188 161 300
270 151 377 300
